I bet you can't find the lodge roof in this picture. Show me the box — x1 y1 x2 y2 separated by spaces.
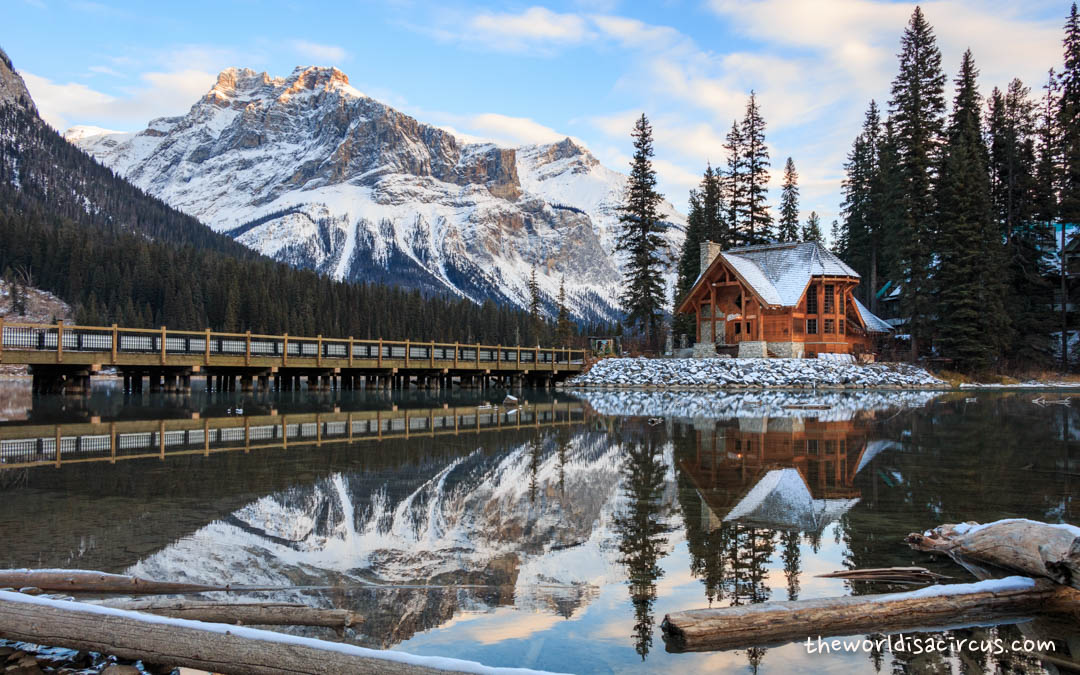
698 241 860 308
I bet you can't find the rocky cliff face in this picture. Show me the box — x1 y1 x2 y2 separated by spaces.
69 66 685 322
0 47 36 113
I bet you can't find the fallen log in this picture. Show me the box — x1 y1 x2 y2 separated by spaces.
0 591 551 675
816 566 950 584
0 569 228 595
97 600 361 630
905 519 1080 590
661 576 1080 652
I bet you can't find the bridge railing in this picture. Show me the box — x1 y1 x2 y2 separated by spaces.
0 320 586 367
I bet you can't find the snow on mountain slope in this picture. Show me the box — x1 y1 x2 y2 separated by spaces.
127 431 683 643
69 66 686 322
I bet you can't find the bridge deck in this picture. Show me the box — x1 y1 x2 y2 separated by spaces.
0 321 586 374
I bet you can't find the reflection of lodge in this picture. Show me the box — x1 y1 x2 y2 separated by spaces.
681 416 888 533
0 401 585 469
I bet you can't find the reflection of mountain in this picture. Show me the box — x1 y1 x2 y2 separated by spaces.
129 427 682 648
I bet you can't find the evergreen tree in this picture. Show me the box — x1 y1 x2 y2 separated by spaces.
1060 3 1080 232
934 50 1009 371
841 101 882 305
830 219 847 256
740 91 773 244
672 190 705 340
616 114 667 350
988 78 1056 363
870 118 906 313
777 157 800 242
889 6 947 358
556 275 574 346
802 211 823 242
700 163 729 246
527 264 541 342
721 120 745 248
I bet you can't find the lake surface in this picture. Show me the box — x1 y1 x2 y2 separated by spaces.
0 382 1077 674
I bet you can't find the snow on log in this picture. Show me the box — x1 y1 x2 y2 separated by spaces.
0 591 559 675
0 569 229 594
97 600 360 630
905 519 1080 590
661 577 1079 652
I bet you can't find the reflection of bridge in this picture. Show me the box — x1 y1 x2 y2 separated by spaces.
680 416 889 532
0 320 586 395
0 401 585 470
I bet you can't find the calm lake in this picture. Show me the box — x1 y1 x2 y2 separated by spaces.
0 382 1076 674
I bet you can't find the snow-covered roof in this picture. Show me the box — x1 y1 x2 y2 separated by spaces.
852 297 893 333
682 241 861 311
720 242 859 307
721 468 859 532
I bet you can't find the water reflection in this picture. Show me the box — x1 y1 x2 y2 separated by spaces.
0 386 1077 673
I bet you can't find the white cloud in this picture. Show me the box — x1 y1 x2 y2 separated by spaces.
426 110 577 147
466 7 594 53
22 68 216 131
290 40 347 64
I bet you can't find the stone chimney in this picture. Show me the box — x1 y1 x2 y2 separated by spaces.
700 240 723 273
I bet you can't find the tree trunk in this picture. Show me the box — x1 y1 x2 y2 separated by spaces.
662 578 1080 652
0 570 228 595
0 591 482 675
98 600 359 630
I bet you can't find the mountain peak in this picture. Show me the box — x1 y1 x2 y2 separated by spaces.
0 45 38 114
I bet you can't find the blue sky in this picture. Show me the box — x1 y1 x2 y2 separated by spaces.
6 0 1072 228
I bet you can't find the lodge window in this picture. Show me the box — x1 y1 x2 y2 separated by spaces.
735 322 741 334
825 319 835 334
745 321 751 334
806 285 818 313
807 439 819 455
807 319 818 334
824 284 834 313
839 319 844 334
840 292 845 314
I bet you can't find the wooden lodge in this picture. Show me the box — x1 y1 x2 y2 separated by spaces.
676 241 892 358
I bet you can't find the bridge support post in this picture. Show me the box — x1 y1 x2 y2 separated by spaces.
241 375 253 392
258 375 269 392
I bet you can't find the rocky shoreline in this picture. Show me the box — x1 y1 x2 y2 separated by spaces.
558 357 945 390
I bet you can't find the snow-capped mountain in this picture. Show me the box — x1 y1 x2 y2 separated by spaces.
128 430 683 646
69 66 686 322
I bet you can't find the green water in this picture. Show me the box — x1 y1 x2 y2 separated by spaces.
0 383 1076 674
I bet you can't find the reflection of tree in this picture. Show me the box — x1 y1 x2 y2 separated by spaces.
781 529 801 601
613 434 672 660
528 436 541 503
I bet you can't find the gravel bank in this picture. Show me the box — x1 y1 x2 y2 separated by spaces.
559 358 945 390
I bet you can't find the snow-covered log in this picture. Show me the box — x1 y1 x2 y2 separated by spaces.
0 591 554 675
661 577 1079 652
905 519 1080 590
97 600 359 630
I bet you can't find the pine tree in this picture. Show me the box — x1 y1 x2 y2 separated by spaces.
700 163 729 246
934 50 1009 372
673 190 705 340
777 157 800 242
870 118 906 312
830 219 847 256
1061 3 1080 231
527 264 541 342
721 120 745 248
556 275 574 346
616 114 667 350
740 91 772 244
802 211 823 242
989 78 1056 363
841 101 882 306
890 6 947 359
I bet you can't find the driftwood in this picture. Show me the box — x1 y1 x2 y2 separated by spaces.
0 591 504 675
662 578 1080 652
816 566 951 584
905 520 1080 590
0 570 229 595
98 600 361 630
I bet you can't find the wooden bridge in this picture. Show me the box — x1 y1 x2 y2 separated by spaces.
0 320 587 394
0 401 586 470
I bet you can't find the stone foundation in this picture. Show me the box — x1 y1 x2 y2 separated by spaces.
692 342 717 358
737 341 768 358
767 341 805 359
